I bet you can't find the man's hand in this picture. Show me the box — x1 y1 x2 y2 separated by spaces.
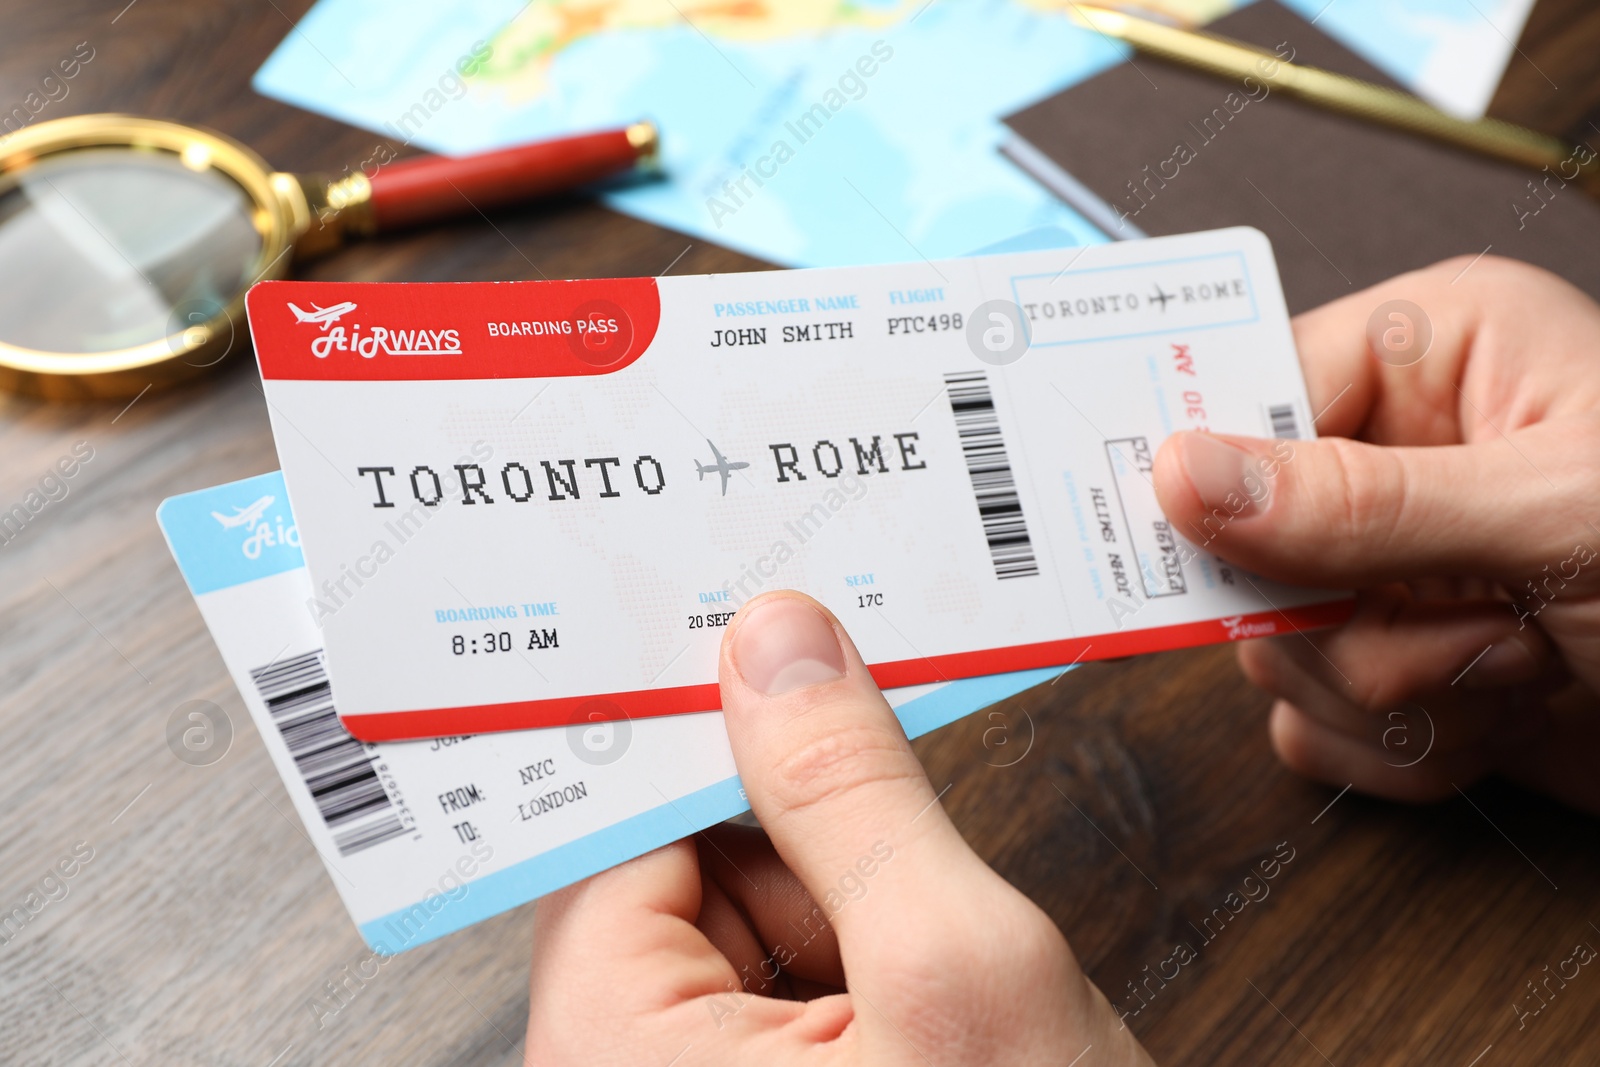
525 592 1152 1065
1153 255 1600 814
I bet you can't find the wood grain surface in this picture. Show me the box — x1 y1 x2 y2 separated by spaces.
2 2 1597 1065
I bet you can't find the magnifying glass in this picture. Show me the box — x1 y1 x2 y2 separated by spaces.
0 114 659 399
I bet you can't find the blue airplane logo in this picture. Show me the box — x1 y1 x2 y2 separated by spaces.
696 440 749 496
211 495 274 530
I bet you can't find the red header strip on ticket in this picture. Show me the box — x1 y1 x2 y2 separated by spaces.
246 279 662 382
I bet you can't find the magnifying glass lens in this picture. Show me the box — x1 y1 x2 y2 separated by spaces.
0 148 263 355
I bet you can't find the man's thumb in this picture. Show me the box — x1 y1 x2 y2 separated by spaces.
1152 429 1589 586
717 593 989 945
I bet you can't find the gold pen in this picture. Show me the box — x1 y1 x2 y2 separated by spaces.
1068 4 1600 198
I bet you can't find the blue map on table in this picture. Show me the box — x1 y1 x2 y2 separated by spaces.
254 0 1535 268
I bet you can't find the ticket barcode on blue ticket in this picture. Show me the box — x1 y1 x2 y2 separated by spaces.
248 651 410 857
944 371 1039 580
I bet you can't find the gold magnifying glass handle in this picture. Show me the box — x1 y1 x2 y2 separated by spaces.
277 121 657 259
269 170 376 260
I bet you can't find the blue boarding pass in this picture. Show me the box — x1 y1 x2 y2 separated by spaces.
158 472 1070 953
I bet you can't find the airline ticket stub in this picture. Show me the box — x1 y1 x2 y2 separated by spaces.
249 226 1351 742
159 472 1067 952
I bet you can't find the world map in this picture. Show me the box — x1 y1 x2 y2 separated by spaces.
255 0 1536 267
473 0 1233 100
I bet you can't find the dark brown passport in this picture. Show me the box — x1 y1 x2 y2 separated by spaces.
1003 1 1600 312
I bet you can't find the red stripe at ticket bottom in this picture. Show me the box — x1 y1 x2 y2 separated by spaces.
336 598 1354 742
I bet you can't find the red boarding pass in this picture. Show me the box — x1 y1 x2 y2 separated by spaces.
248 226 1351 741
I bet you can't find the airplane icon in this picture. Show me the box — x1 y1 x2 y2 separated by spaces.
695 440 749 496
1147 286 1176 311
211 495 274 530
288 301 358 330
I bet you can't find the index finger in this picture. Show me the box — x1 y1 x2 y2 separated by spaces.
1290 254 1600 442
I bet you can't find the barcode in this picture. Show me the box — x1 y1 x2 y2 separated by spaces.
944 371 1039 579
248 650 408 857
1268 403 1300 439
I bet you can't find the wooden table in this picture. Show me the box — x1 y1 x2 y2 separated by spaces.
3 2 1597 1064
